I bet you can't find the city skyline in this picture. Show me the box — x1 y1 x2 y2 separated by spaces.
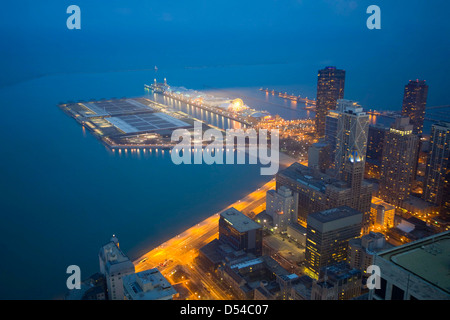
1 0 449 305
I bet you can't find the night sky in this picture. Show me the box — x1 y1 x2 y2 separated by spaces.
1 0 449 107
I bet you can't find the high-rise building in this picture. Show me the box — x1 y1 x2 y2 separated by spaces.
401 80 428 135
305 206 363 279
440 169 450 217
219 207 263 256
276 162 372 232
99 235 135 300
423 122 450 206
325 109 340 167
308 142 332 173
315 66 345 137
266 186 298 233
334 100 369 194
379 117 419 206
365 124 389 179
368 231 450 300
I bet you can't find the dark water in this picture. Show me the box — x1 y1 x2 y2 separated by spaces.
0 68 278 299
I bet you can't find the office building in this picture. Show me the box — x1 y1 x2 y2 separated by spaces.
370 197 395 229
305 206 363 279
369 231 450 300
311 262 362 300
325 109 340 167
334 100 369 185
423 122 450 206
266 186 298 233
308 142 332 172
347 232 392 278
401 80 428 135
123 268 177 300
276 162 372 232
315 66 345 137
365 124 389 179
219 207 263 256
99 235 135 300
379 117 419 206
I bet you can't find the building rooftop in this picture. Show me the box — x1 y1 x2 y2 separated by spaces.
278 162 371 194
123 269 177 300
99 241 130 265
308 206 362 224
220 207 261 233
378 231 450 294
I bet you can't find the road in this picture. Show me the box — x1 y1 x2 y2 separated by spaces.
133 177 282 299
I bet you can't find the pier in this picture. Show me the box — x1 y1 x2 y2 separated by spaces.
147 82 257 127
259 88 316 107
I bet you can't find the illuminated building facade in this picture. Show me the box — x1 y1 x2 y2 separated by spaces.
276 162 372 232
266 186 298 233
379 117 419 206
218 207 263 256
401 80 428 135
305 206 363 279
370 197 395 229
325 109 340 167
315 67 345 137
423 122 450 206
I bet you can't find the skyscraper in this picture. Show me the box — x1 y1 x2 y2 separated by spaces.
333 101 371 231
379 117 419 207
305 206 363 279
365 124 389 179
401 80 428 135
266 186 298 233
423 122 450 206
334 100 370 183
315 66 345 137
98 235 135 300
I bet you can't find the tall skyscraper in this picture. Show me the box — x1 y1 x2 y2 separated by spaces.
365 124 389 179
401 80 428 135
379 117 419 207
334 100 370 183
315 66 345 137
305 206 363 279
423 122 450 206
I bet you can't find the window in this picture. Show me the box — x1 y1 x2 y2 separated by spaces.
374 277 387 300
391 285 405 300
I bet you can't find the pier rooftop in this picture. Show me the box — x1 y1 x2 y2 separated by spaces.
59 97 198 149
